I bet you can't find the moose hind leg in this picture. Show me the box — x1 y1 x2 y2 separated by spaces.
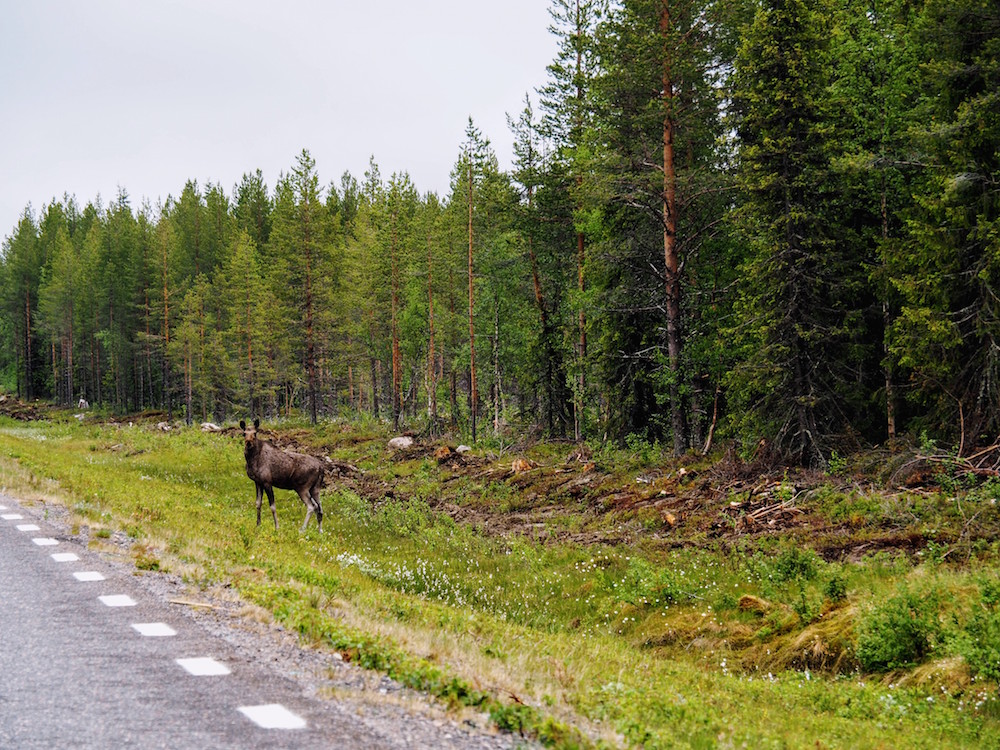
312 485 323 533
297 488 315 532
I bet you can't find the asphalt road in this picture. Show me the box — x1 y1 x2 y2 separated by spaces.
0 494 385 749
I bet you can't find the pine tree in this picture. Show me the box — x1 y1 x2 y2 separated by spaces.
509 95 574 437
417 194 446 428
234 170 272 251
587 0 734 451
384 173 420 430
540 0 605 441
38 222 78 404
99 190 142 412
446 120 508 441
268 149 336 423
219 230 268 416
341 160 387 419
3 209 42 400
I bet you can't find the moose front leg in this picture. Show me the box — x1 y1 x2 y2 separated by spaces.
264 485 279 529
255 483 264 526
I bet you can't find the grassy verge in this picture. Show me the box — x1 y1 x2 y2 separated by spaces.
0 414 998 748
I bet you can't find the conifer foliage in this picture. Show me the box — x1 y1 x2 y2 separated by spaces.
2 0 999 460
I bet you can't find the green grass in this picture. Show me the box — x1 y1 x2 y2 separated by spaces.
0 415 998 748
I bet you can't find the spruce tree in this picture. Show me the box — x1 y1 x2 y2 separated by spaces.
729 0 871 462
887 0 1000 445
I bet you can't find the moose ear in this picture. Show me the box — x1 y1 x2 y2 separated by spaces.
239 420 246 430
253 418 260 429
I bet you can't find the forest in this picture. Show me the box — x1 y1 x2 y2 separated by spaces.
2 0 998 464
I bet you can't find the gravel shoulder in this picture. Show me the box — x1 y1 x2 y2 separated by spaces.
14 495 537 750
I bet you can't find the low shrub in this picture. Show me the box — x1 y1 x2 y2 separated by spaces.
856 590 940 671
959 578 1000 686
772 547 820 583
824 572 849 604
617 556 693 608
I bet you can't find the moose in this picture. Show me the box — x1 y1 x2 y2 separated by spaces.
240 418 324 532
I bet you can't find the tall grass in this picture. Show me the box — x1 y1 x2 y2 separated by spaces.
0 417 997 748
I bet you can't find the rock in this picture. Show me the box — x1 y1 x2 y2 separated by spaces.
456 445 472 454
511 457 534 473
200 422 222 432
387 436 414 451
738 594 771 614
156 421 172 432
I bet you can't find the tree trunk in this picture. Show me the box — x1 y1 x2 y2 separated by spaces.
468 158 478 442
24 288 33 401
198 295 207 421
245 271 256 418
368 309 380 418
493 291 502 434
51 338 58 403
576 227 586 442
881 176 896 440
162 242 172 419
185 340 193 426
304 237 318 425
427 233 438 423
574 0 587 443
391 218 401 431
143 292 153 409
661 1 687 456
67 309 74 405
527 235 555 435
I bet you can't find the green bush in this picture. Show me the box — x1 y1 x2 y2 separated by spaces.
823 572 848 604
960 578 1000 686
856 590 940 671
617 557 692 608
624 433 660 467
772 547 819 583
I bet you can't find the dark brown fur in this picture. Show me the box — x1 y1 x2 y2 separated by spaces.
240 418 324 532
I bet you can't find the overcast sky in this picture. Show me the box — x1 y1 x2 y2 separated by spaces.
0 0 558 240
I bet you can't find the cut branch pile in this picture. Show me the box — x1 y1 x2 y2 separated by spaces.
889 444 1000 487
719 483 806 534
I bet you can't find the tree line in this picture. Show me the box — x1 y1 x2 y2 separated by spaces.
2 0 997 463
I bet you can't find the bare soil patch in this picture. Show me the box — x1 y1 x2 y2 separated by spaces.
1 397 964 560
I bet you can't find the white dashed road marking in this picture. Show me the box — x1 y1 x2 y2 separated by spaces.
132 622 177 637
176 657 231 676
73 571 105 582
99 594 137 607
238 704 307 729
4 499 319 741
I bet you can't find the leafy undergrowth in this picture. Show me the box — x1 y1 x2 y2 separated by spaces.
1 410 999 748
